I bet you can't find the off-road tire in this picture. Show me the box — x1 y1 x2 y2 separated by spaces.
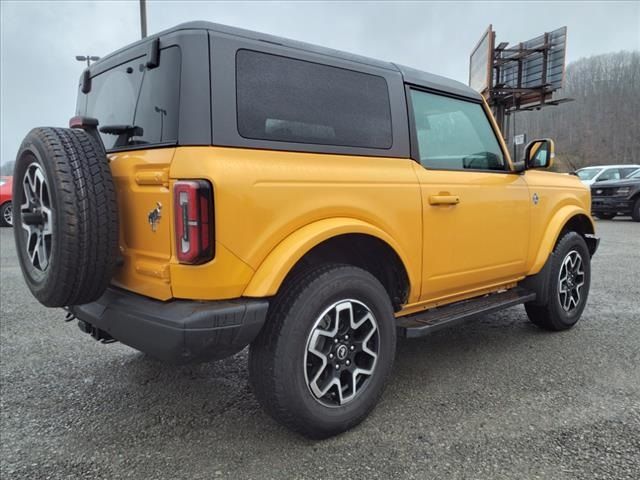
0 202 12 227
632 197 640 222
13 127 119 307
525 231 591 331
249 264 396 439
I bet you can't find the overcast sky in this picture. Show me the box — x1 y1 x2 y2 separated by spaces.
1 1 639 165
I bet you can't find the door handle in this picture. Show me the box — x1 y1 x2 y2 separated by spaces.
429 195 460 206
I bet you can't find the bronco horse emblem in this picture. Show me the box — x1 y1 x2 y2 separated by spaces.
148 202 162 232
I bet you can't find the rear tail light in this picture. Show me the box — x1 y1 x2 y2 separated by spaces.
173 180 214 264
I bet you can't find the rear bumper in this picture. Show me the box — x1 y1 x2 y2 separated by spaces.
592 197 633 215
70 288 269 364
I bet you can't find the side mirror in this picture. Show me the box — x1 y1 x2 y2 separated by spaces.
525 138 555 169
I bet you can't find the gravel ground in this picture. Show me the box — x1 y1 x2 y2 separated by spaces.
1 220 639 479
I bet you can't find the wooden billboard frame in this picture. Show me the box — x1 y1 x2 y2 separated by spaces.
468 25 570 132
468 25 495 98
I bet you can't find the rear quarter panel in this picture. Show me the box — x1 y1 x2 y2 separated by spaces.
169 147 422 301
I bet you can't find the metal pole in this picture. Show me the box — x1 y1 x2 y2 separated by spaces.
140 0 147 39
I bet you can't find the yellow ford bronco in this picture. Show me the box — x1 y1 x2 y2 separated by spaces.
14 22 598 438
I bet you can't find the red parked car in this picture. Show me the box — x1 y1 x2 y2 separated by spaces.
0 176 13 227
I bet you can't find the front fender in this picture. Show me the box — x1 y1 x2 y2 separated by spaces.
242 217 416 299
528 205 595 275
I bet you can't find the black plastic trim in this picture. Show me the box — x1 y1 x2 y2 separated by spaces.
397 287 536 338
146 38 160 69
70 288 269 364
584 233 600 256
81 69 91 94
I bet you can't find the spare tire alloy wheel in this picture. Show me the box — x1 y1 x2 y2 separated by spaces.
20 163 53 271
13 127 119 308
304 299 379 407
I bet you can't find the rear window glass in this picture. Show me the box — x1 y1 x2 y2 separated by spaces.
79 46 181 150
235 49 392 149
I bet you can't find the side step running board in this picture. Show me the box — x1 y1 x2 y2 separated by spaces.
397 287 536 338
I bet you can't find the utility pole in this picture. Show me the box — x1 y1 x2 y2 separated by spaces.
140 0 147 39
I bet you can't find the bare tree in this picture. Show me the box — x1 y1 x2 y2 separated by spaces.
509 51 640 171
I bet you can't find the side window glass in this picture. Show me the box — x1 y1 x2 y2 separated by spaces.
620 167 636 178
410 89 505 171
236 50 392 149
598 169 620 181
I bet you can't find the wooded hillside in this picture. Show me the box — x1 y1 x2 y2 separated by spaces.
511 51 640 171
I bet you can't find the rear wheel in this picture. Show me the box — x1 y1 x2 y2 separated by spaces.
0 202 11 227
632 198 640 222
249 264 396 439
525 231 591 331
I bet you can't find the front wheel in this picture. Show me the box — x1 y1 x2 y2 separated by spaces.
525 231 591 331
249 264 396 439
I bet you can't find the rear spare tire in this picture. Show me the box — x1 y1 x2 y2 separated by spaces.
13 127 119 307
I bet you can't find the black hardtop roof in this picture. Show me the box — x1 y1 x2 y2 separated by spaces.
96 21 481 100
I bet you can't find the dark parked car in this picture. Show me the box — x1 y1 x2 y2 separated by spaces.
591 169 640 221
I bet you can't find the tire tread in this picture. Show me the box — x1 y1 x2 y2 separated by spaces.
14 127 118 307
525 231 590 331
249 264 395 438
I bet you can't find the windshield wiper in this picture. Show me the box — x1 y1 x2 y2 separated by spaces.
99 125 143 137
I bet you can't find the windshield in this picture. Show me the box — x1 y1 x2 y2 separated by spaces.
628 169 640 179
576 168 602 180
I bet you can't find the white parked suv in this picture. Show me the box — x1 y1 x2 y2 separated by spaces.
576 165 640 186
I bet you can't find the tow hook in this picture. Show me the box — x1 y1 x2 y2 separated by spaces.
76 318 117 344
63 308 77 323
63 307 116 344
